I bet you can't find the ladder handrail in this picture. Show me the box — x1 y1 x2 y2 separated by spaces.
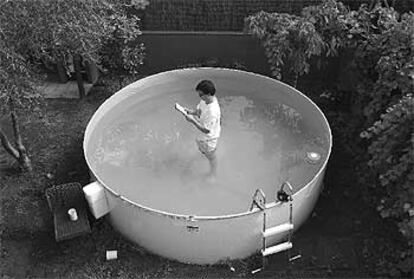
249 188 266 211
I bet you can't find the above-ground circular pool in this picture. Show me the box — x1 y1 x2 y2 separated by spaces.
83 68 332 264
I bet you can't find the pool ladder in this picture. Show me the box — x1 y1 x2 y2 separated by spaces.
250 182 294 273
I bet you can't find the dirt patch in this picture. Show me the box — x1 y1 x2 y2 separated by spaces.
0 239 33 278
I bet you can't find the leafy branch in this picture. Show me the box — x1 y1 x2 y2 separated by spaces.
246 1 414 276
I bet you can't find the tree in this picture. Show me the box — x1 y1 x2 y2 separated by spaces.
0 0 144 98
0 0 145 170
0 42 41 171
246 1 414 276
245 0 350 87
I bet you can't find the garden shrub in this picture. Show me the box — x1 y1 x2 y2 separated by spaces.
246 0 413 276
0 0 145 77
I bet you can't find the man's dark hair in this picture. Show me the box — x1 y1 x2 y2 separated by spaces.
196 80 216 96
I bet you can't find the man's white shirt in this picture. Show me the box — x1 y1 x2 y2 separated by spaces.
196 96 221 141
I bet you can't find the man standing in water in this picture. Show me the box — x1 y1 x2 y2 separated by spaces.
182 80 221 179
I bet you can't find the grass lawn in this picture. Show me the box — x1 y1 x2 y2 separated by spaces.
0 76 408 278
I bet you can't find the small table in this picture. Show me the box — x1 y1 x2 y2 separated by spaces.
45 182 91 242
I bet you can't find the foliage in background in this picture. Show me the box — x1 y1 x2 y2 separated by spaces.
356 14 414 274
361 93 414 246
134 0 412 31
0 45 41 115
0 0 144 78
175 57 248 71
246 0 413 276
245 10 325 85
1 0 105 67
99 13 145 75
130 0 150 10
347 12 414 273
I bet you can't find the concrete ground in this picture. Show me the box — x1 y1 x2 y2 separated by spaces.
37 81 94 99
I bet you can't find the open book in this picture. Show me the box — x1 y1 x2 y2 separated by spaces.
174 103 188 116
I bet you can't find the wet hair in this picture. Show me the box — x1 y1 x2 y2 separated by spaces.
196 80 216 96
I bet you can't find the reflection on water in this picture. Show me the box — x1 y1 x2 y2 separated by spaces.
92 95 326 215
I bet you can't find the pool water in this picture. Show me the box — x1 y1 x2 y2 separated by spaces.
94 91 326 216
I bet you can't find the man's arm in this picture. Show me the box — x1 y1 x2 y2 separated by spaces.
185 108 201 117
185 115 210 134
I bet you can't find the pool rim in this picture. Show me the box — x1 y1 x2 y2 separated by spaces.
83 67 333 220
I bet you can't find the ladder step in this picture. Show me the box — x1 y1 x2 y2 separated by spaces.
262 242 292 257
263 223 294 238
